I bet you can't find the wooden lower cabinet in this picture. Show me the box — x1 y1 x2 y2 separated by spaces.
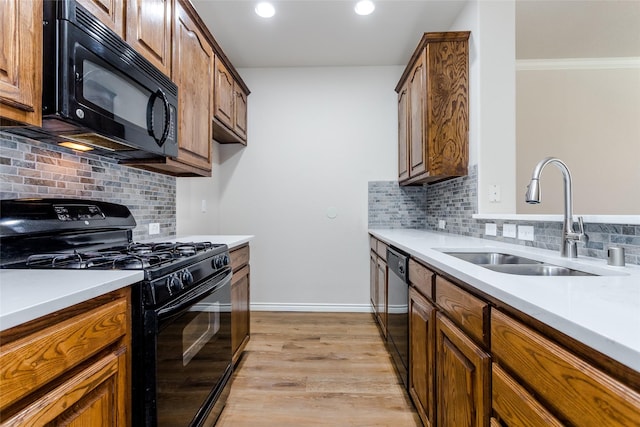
369 236 388 338
409 287 436 427
0 288 130 426
436 313 490 427
491 309 640 426
230 244 250 365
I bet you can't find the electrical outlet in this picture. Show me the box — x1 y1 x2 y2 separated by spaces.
149 223 160 235
518 225 535 241
438 220 446 229
485 223 497 236
503 223 517 238
488 184 501 202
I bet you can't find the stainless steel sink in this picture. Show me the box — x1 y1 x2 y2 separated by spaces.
443 251 598 276
444 252 541 265
482 264 596 276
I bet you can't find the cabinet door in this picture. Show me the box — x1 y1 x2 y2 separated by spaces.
0 0 42 126
409 287 435 427
231 265 250 365
492 363 564 427
1 350 126 426
397 84 409 181
173 0 213 172
126 0 172 76
408 50 426 178
76 0 124 37
234 83 248 141
376 257 388 338
370 250 378 311
425 39 469 177
214 56 235 130
436 313 490 427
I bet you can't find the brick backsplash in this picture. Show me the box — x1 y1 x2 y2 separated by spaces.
369 165 640 265
0 131 176 240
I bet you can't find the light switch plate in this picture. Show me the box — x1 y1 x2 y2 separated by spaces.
503 223 517 238
485 223 497 236
518 225 535 241
488 184 501 202
438 220 446 229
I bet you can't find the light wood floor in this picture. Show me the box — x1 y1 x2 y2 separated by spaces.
216 312 421 426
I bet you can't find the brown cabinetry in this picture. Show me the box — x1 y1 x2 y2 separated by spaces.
395 32 470 185
0 0 42 127
126 0 172 76
76 0 125 37
491 309 640 426
213 56 249 145
408 286 436 427
0 288 131 426
230 244 250 365
369 236 388 337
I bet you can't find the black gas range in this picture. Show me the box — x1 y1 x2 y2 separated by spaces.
0 198 233 426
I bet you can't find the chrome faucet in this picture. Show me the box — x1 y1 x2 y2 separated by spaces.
525 157 588 258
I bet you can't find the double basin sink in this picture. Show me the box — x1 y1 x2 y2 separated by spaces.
443 251 597 276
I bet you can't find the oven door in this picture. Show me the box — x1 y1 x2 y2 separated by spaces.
143 271 232 427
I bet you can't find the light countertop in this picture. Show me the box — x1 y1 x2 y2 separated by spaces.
0 235 253 332
369 228 640 372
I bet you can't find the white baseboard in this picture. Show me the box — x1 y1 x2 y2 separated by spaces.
250 302 373 313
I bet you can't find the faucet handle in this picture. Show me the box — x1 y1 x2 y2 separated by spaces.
577 216 589 245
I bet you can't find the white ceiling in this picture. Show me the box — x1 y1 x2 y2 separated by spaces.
191 0 468 68
191 0 640 68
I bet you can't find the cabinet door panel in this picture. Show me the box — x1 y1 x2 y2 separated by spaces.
214 57 234 129
234 84 248 140
426 40 469 177
408 51 426 177
492 363 564 427
436 313 490 427
0 0 42 126
376 257 387 337
231 265 250 364
409 287 435 427
492 309 640 426
173 1 213 171
398 85 409 181
76 0 124 37
126 0 172 76
2 351 124 426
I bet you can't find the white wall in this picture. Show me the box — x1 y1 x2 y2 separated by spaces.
179 66 401 310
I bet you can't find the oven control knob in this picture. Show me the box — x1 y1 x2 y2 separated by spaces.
181 270 194 287
166 274 182 295
222 255 230 266
214 256 224 269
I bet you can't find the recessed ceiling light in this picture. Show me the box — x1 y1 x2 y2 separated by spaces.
255 2 275 18
354 0 375 16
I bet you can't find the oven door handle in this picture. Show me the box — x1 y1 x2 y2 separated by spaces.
156 272 231 323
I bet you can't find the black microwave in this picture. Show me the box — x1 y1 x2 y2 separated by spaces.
41 0 178 160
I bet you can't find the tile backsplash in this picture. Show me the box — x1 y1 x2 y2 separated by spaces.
368 165 640 265
0 132 176 240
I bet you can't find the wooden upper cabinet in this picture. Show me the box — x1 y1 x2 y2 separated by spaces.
233 83 248 140
126 0 172 76
396 32 470 185
171 0 213 174
76 0 125 37
214 56 235 130
408 51 426 178
213 55 249 145
397 83 410 181
0 0 42 126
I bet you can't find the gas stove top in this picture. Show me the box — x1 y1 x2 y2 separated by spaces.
0 199 231 306
23 241 220 270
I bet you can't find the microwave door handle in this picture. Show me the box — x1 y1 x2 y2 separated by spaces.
146 89 171 147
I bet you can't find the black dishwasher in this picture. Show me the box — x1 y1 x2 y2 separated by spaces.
386 246 409 389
